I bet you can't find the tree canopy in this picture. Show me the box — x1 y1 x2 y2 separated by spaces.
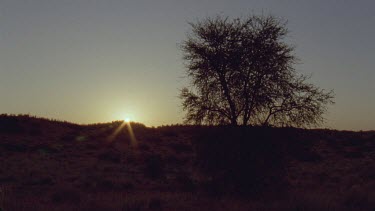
180 15 334 127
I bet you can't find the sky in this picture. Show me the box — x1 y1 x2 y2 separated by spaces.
0 0 374 130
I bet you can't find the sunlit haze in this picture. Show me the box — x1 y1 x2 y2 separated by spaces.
0 0 374 130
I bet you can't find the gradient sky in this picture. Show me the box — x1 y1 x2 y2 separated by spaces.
0 0 374 130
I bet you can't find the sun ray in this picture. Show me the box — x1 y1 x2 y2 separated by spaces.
126 122 137 147
107 121 127 142
107 120 137 147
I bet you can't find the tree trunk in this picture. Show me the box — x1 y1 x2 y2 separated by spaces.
218 73 238 126
231 117 238 126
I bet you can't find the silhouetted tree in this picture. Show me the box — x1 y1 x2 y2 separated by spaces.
180 15 334 127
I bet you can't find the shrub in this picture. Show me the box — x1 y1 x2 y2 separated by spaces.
121 199 144 211
148 198 163 210
0 115 23 133
138 143 150 151
193 126 288 196
169 142 192 154
176 174 196 192
51 188 81 204
97 151 122 163
279 191 340 211
144 154 165 179
0 143 28 153
343 186 375 210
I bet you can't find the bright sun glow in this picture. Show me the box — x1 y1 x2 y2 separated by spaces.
118 111 135 123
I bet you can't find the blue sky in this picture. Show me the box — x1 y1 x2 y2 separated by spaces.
0 0 374 130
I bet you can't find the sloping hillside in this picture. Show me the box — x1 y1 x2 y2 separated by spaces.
0 114 374 210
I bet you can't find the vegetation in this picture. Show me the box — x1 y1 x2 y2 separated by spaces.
180 15 334 127
1 115 375 210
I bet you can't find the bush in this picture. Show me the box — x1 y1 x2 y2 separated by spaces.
169 142 192 153
278 191 340 211
193 126 288 196
343 186 375 210
0 143 28 153
121 199 144 211
144 154 165 179
97 151 122 163
0 115 23 133
176 174 196 192
148 198 163 210
51 188 81 204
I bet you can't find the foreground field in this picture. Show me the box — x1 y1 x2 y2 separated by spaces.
0 115 375 210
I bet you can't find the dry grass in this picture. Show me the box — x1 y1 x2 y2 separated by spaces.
0 114 375 210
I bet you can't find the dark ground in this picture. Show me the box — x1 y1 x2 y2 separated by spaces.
0 114 375 211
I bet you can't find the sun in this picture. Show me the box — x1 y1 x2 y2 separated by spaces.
118 112 134 123
124 117 131 123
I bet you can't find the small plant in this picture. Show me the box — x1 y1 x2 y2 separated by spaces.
280 192 340 211
0 186 5 211
162 129 178 137
176 174 196 192
97 151 122 163
343 186 375 210
170 142 192 153
148 198 163 210
144 154 165 179
138 144 150 151
0 143 28 153
51 188 81 204
121 199 144 211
